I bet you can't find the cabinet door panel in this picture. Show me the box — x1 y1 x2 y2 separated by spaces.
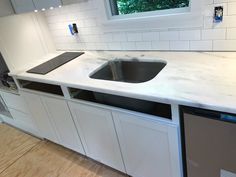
33 0 61 10
42 97 85 155
22 92 58 143
69 102 125 172
11 0 35 13
113 111 181 177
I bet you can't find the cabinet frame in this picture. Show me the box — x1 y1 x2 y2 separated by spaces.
68 98 182 177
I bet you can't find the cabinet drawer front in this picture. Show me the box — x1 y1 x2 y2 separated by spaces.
113 111 181 177
2 92 29 114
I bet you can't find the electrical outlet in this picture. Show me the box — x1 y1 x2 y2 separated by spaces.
214 6 223 23
68 23 78 35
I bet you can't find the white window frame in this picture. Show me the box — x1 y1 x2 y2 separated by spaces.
98 0 203 31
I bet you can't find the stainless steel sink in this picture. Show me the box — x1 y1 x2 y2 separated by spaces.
90 59 166 83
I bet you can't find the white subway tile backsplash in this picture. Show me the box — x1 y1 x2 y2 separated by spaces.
213 40 236 51
51 29 70 37
96 43 108 50
83 18 97 27
179 30 201 40
227 28 236 39
160 31 179 41
205 0 214 5
228 2 236 14
203 16 214 29
170 41 190 50
190 41 213 50
142 32 159 41
100 33 113 42
202 29 226 40
112 33 127 42
152 41 170 50
44 0 236 51
215 16 236 28
121 42 136 50
108 42 122 50
127 32 142 42
85 43 97 50
214 0 228 3
83 35 100 43
79 27 103 35
135 42 152 50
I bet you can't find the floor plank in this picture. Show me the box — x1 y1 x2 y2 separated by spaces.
0 124 128 177
0 124 40 173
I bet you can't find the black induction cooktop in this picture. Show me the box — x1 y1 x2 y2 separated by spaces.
27 52 84 75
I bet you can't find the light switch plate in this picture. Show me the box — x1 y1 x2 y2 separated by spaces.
221 169 236 177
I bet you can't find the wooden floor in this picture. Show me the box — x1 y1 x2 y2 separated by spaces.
0 124 128 177
0 124 40 174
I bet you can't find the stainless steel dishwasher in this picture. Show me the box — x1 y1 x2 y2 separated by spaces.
180 106 236 177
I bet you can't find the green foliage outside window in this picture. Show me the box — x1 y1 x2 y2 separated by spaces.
114 0 190 15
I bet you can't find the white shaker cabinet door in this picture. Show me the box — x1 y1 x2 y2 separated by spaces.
22 91 59 143
68 102 125 173
41 96 85 155
11 0 35 13
113 111 182 177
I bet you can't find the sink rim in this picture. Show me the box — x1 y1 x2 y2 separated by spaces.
89 58 167 84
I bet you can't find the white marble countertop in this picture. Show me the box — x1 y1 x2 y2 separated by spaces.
10 51 236 114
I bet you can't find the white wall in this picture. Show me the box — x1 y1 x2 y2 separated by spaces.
45 0 236 51
0 12 56 72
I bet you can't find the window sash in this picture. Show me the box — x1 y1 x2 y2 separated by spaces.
108 0 190 17
99 0 203 31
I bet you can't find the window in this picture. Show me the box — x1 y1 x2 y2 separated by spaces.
109 0 190 16
99 0 202 30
